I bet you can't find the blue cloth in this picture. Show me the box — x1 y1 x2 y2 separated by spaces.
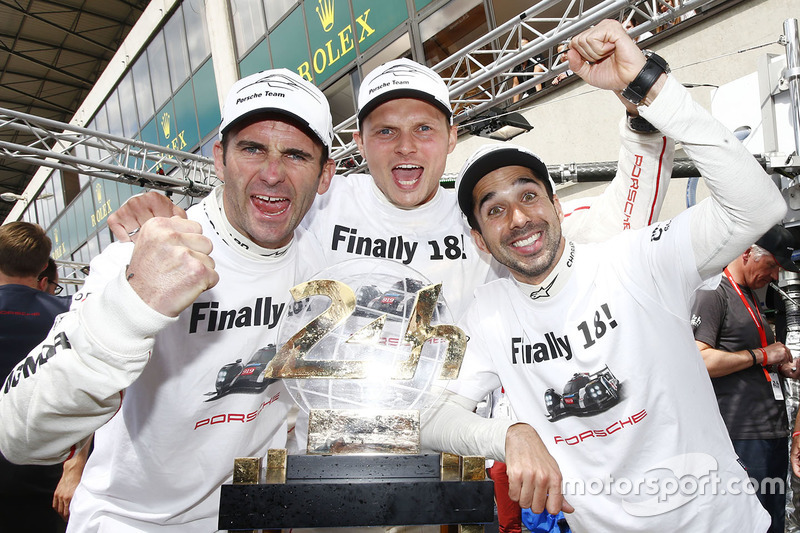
732 438 787 533
0 283 70 378
0 283 70 532
521 508 571 533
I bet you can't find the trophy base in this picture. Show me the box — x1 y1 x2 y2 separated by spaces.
307 409 420 455
218 453 493 530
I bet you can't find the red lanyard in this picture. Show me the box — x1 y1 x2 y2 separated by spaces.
723 268 771 381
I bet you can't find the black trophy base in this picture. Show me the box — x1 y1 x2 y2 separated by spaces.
218 454 494 530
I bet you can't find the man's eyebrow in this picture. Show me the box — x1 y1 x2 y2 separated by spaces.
477 190 496 212
234 141 314 160
477 175 543 211
235 139 265 151
283 147 314 159
515 176 542 188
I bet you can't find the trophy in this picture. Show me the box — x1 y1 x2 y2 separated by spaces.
218 259 493 531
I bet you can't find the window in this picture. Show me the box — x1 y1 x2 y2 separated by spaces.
421 0 487 67
105 90 124 138
231 0 267 58
118 72 140 138
264 0 295 28
148 32 173 109
165 11 191 90
132 54 155 125
183 0 211 70
323 73 356 144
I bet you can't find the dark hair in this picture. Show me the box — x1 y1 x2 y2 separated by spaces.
0 222 51 278
38 257 58 284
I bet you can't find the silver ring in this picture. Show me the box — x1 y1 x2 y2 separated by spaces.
127 227 141 237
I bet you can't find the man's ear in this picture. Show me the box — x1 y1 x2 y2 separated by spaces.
353 130 365 158
212 140 226 183
553 193 564 222
471 227 489 255
37 277 49 292
742 247 752 264
446 124 458 154
317 158 336 195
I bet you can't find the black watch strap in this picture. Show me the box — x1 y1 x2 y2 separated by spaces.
626 111 659 133
622 51 669 105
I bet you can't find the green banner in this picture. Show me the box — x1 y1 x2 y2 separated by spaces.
351 0 408 55
240 39 271 78
269 8 311 79
272 0 410 85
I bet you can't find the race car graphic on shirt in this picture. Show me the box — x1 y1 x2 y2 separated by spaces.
205 344 278 401
544 365 621 421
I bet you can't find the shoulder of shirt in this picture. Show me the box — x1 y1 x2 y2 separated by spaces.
328 173 373 192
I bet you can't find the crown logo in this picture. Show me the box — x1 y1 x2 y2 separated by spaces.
95 183 102 202
316 0 334 32
160 112 171 139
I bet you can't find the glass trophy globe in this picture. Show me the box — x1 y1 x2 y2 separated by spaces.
266 258 466 454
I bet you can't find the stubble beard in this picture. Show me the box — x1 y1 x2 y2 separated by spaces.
491 222 563 282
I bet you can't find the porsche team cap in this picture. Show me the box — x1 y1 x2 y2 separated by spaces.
219 69 333 151
456 144 555 219
357 58 452 126
755 224 800 272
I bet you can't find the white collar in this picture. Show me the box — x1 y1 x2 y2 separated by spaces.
514 240 576 301
204 187 293 260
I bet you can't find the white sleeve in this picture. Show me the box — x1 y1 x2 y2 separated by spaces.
0 244 176 464
638 75 787 278
561 117 675 243
420 387 512 462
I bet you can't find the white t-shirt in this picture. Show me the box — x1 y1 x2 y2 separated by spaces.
2 188 327 532
302 120 673 320
302 175 500 319
448 214 769 532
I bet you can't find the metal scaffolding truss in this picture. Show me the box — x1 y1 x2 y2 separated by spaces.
330 0 720 172
0 0 729 205
0 107 218 198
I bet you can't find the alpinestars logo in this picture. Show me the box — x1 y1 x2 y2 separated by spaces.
650 220 671 241
530 277 557 300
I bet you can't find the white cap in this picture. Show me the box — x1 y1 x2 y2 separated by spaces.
456 144 555 221
357 58 452 127
219 69 333 151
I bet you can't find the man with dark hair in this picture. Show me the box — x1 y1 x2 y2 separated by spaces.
0 68 335 531
38 258 63 296
421 19 784 531
692 224 800 532
0 222 70 532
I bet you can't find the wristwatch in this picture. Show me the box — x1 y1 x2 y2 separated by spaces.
621 50 670 105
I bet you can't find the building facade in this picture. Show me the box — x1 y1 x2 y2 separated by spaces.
4 0 798 291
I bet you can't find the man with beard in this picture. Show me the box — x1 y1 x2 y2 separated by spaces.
421 19 783 532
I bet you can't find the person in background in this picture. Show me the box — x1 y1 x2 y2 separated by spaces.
694 224 800 532
0 222 71 532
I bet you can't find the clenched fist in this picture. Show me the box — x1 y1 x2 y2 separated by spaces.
126 216 219 317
